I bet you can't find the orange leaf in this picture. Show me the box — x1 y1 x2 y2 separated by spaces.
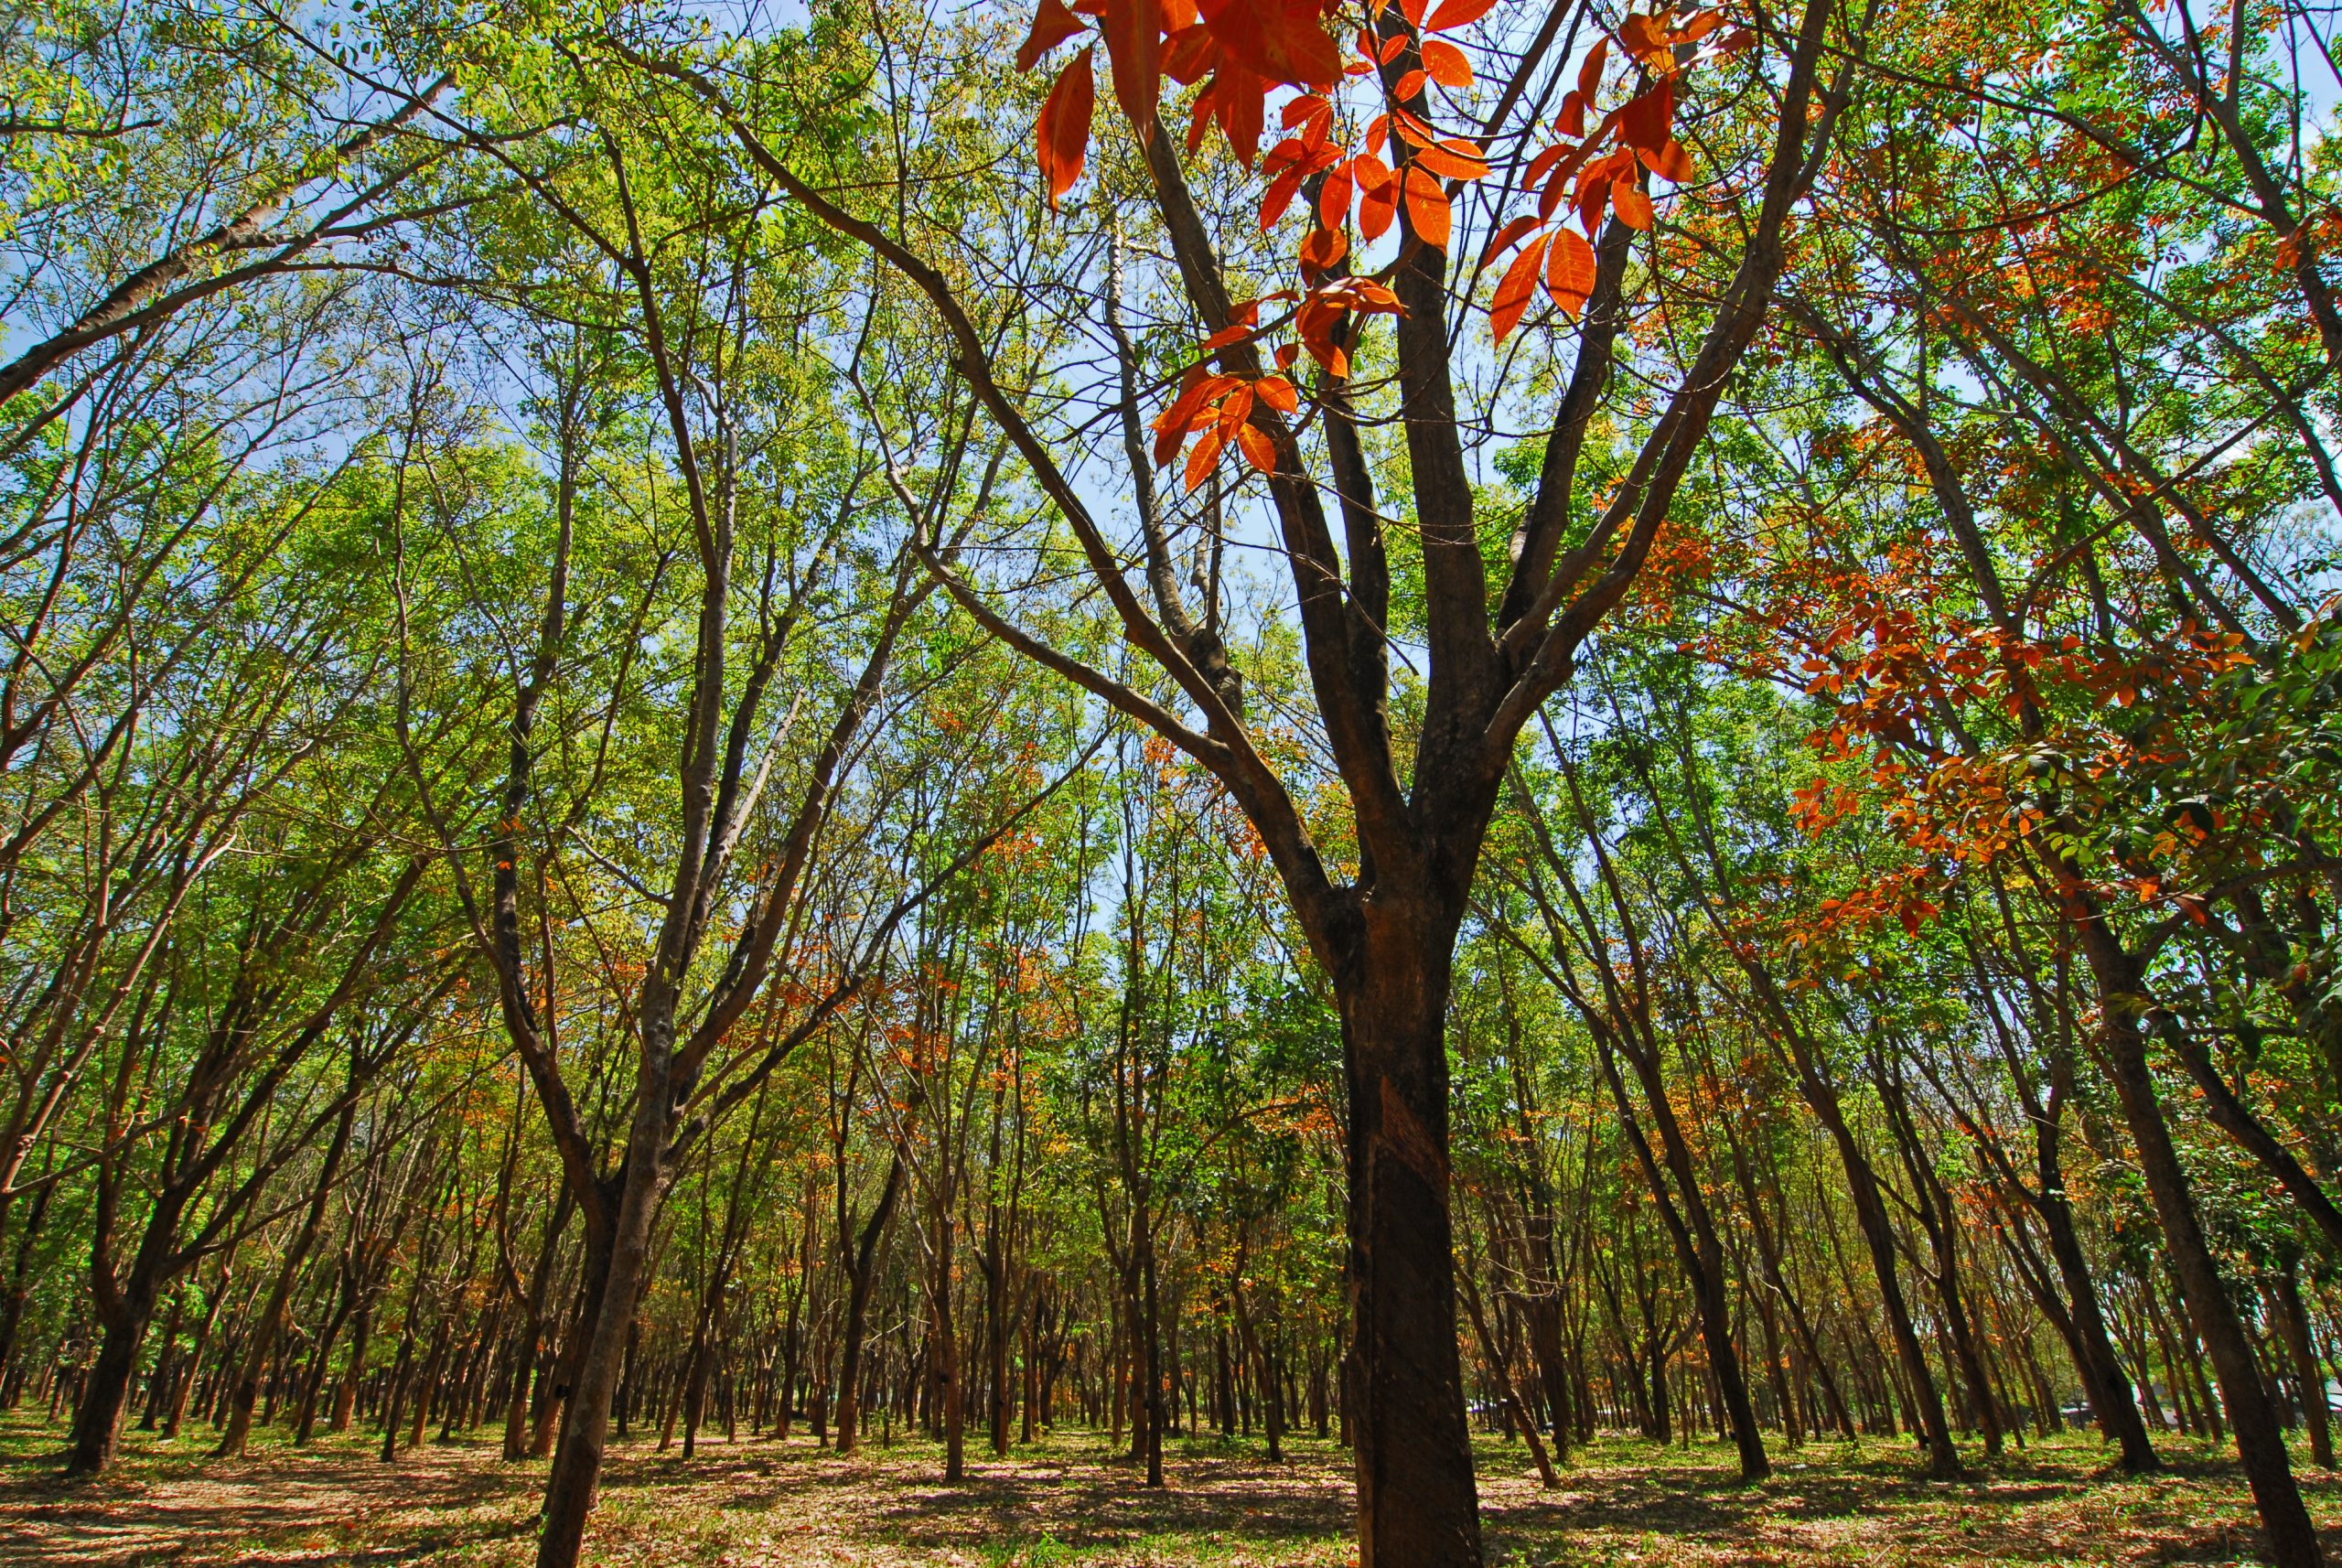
1236 424 1278 472
1413 138 1489 179
1299 225 1348 272
1254 374 1299 413
1393 69 1427 101
1359 177 1398 240
1016 0 1087 71
1480 213 1540 264
1390 106 1445 147
1545 225 1595 312
1490 232 1552 344
1216 382 1257 435
1639 137 1693 182
1259 166 1305 228
1183 424 1229 491
1102 0 1163 135
1036 48 1096 208
1349 150 1394 193
1425 0 1498 32
1524 140 1569 190
1617 12 1668 59
1612 179 1654 230
1421 37 1473 85
1198 0 1342 88
1402 165 1451 248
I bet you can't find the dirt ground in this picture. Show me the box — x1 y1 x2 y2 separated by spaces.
1 1413 2337 1566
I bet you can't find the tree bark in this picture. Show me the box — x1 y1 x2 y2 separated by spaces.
216 1099 358 1458
1339 908 1482 1567
2082 924 2323 1568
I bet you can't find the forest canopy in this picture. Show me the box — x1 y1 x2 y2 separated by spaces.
1 0 2339 1564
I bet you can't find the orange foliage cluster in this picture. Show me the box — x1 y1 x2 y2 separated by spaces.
1015 0 1743 489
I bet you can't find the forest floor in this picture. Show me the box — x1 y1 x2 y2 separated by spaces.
0 1412 2337 1567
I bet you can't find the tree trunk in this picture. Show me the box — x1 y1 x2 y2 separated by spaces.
1338 910 1481 1568
218 1100 356 1458
2272 1266 2335 1471
536 1157 650 1568
2085 929 2323 1568
835 1148 904 1456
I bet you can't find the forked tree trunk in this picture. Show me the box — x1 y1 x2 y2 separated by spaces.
218 1101 356 1458
835 1148 905 1456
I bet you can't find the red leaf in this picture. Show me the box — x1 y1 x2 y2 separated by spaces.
1574 166 1614 232
1576 37 1608 100
1359 176 1398 240
1350 151 1394 193
1213 63 1266 166
1421 38 1473 84
1490 232 1552 344
1618 78 1672 150
1545 225 1595 312
1393 68 1427 101
1198 0 1341 88
1036 48 1096 208
1259 166 1305 229
1480 213 1540 264
1102 0 1163 134
1523 141 1569 190
1016 0 1086 71
1402 165 1451 249
1319 162 1355 230
1425 0 1499 32
1556 89 1588 138
1165 20 1219 81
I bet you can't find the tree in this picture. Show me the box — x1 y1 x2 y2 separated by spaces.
630 1 1842 1555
